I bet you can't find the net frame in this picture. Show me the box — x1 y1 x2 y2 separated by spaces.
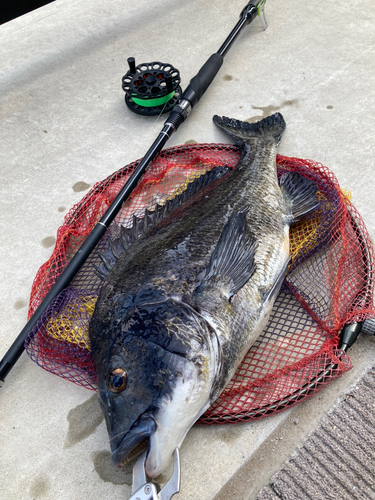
24 143 375 424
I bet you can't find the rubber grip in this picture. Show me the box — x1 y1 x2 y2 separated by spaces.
184 53 224 106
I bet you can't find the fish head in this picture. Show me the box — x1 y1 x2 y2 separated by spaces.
93 298 217 478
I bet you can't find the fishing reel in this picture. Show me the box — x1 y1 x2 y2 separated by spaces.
122 58 182 116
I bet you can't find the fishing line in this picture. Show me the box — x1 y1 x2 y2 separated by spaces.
0 0 279 388
150 101 170 130
137 102 172 155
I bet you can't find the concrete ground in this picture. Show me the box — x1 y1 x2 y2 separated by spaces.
254 365 375 500
0 0 374 499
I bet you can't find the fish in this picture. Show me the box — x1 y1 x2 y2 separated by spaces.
88 112 318 478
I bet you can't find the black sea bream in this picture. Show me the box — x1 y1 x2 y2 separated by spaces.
89 113 318 477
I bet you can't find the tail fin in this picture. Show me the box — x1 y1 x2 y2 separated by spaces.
213 113 286 146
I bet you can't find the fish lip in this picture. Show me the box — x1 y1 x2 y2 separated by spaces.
111 413 157 468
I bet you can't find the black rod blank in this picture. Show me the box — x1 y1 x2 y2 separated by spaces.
0 1 264 382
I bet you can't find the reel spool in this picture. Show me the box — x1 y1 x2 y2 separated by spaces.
122 58 182 116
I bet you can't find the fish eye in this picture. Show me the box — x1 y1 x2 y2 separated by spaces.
109 368 127 393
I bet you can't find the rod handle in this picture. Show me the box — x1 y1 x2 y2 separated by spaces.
183 53 224 108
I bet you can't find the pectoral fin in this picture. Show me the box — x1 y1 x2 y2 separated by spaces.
195 212 257 300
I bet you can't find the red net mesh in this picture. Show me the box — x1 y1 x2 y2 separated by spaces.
24 144 375 424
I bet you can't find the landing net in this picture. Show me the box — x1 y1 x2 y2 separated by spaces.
25 144 375 424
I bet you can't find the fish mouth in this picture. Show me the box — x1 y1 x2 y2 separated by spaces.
111 412 157 468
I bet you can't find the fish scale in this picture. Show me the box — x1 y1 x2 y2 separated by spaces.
110 145 282 298
89 112 319 478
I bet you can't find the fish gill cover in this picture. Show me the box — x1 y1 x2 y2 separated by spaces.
24 143 374 424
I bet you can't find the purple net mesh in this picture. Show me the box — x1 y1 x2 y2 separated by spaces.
24 144 374 424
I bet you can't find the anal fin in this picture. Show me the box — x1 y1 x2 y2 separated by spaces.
262 257 290 305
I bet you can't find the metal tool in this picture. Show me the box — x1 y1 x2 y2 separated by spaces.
128 449 180 500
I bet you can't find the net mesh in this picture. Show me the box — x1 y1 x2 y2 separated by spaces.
24 144 375 424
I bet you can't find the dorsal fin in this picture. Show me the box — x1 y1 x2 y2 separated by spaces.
94 165 231 280
280 172 319 223
120 224 133 249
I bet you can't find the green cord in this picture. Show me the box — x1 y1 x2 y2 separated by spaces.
132 91 175 108
257 0 266 16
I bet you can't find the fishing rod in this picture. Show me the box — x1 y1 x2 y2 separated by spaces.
0 1 268 383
